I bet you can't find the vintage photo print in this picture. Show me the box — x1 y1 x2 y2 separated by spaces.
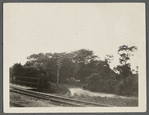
3 3 146 113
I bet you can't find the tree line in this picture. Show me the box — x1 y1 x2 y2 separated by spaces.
10 45 138 96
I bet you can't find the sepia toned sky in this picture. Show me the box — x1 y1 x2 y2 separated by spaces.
4 3 145 70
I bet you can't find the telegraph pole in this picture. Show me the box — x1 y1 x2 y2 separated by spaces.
56 52 65 87
57 67 59 86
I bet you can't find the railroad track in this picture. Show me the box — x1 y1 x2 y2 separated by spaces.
10 86 113 107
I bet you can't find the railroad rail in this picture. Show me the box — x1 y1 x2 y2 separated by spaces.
10 86 114 107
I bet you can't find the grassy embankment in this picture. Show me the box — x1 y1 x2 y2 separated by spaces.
42 82 138 107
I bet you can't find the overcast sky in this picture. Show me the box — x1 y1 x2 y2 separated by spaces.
4 3 145 70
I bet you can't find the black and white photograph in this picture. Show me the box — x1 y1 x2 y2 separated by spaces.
4 3 146 113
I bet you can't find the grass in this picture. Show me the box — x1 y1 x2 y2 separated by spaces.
10 93 21 102
11 82 138 107
70 94 138 106
44 82 138 107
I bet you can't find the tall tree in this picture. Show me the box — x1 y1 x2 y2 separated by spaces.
105 54 114 64
118 45 137 65
11 63 23 76
115 45 138 79
72 49 98 64
72 49 98 82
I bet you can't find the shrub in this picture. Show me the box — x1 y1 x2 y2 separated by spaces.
77 69 98 83
83 73 115 93
11 63 49 89
38 73 49 90
115 75 138 96
11 63 23 76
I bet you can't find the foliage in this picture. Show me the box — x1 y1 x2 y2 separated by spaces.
11 63 23 76
83 59 117 93
10 46 138 96
82 45 138 96
114 64 132 79
104 54 114 64
25 49 98 83
72 49 98 65
72 49 98 82
111 45 138 96
11 63 48 89
115 74 138 96
83 73 116 93
77 69 99 82
118 45 137 65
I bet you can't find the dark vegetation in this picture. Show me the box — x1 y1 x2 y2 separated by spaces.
10 45 138 96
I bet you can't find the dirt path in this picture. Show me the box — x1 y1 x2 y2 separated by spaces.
65 86 138 106
68 87 137 100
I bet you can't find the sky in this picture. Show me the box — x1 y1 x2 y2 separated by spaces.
4 3 145 70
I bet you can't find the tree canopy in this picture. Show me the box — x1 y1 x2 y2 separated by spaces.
118 45 137 65
10 46 138 96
